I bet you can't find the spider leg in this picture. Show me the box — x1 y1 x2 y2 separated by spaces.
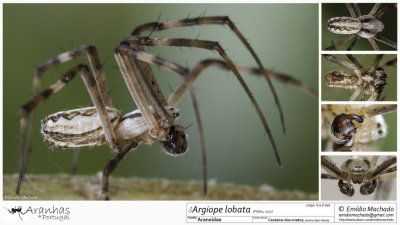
102 144 135 200
323 54 360 71
371 157 396 178
346 54 363 70
367 38 380 51
349 86 362 101
321 156 345 178
125 37 282 166
345 3 358 18
114 47 168 139
360 84 367 101
373 34 397 50
346 36 360 51
71 149 81 175
368 54 384 74
352 3 362 17
360 104 396 117
368 85 380 101
375 3 397 19
168 59 317 107
321 173 338 179
130 16 286 134
371 156 379 168
16 64 118 195
381 57 397 68
21 45 112 186
325 34 356 50
375 172 397 181
369 3 382 16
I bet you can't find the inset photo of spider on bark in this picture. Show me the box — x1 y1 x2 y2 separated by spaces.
321 54 397 101
321 104 396 152
322 3 397 51
3 4 318 200
321 155 397 201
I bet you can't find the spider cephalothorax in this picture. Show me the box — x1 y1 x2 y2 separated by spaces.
321 156 397 197
325 3 397 50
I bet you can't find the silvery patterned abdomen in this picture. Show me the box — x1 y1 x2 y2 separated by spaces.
327 15 384 38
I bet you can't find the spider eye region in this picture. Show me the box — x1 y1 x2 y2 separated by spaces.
161 125 187 156
330 114 364 145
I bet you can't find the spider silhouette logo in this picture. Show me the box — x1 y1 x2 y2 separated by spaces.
4 206 26 221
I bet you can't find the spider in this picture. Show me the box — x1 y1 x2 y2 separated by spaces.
321 104 396 151
322 54 397 101
324 3 397 50
15 16 317 200
321 156 397 199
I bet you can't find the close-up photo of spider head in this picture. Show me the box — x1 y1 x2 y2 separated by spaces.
3 4 318 200
322 3 397 51
321 104 396 152
321 156 397 200
322 54 397 101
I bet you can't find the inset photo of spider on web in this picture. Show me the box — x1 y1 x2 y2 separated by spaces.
3 4 318 200
321 54 397 101
322 3 397 51
321 155 397 201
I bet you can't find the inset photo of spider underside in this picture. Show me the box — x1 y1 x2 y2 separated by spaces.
321 54 397 101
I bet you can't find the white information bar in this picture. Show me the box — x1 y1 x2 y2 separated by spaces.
186 203 396 223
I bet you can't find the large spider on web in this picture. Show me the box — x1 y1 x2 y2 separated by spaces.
16 16 316 200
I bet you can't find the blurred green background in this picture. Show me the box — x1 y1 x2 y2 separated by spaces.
322 3 397 51
321 54 397 101
3 4 318 195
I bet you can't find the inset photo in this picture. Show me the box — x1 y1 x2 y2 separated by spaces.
321 104 396 151
321 54 397 101
322 3 397 51
321 155 397 200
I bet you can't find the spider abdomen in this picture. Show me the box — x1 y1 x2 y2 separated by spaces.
41 107 121 149
327 17 361 34
325 71 358 89
327 16 384 38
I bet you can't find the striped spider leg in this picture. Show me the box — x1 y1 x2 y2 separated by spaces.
321 104 396 151
16 45 115 196
321 156 397 198
323 54 397 101
325 3 397 50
